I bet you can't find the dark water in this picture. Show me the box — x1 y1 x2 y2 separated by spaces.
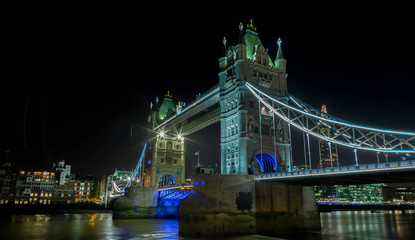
0 211 414 239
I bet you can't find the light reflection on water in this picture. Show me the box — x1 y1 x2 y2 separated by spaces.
0 211 414 239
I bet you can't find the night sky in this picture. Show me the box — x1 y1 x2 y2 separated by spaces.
2 5 414 178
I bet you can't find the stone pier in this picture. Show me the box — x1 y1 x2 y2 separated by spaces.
179 175 256 236
255 182 320 235
179 174 320 236
112 186 158 219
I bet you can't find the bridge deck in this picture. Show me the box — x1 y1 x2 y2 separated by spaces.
255 160 415 185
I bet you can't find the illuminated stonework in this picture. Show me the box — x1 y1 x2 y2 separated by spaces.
146 93 186 187
219 21 291 174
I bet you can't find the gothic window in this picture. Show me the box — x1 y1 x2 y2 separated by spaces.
161 158 165 163
159 143 163 148
253 70 257 77
176 145 180 150
258 72 263 78
173 159 178 164
250 100 254 108
258 58 262 65
167 141 172 149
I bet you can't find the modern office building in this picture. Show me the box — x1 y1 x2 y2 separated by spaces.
315 184 384 202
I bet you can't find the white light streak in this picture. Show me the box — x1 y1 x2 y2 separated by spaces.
245 83 415 153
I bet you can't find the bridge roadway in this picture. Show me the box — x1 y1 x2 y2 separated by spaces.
255 160 415 185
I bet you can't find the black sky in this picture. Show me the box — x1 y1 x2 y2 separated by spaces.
2 4 414 177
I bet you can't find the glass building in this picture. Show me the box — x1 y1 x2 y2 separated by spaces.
315 184 384 202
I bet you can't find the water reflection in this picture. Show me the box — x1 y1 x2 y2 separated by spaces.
320 210 415 240
0 211 414 239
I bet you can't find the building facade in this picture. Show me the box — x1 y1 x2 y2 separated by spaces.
14 171 55 205
0 162 16 205
74 175 95 203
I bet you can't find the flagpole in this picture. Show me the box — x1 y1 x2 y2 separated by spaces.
197 150 200 167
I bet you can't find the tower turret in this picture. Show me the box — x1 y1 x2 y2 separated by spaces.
219 37 227 71
235 22 246 60
275 38 286 73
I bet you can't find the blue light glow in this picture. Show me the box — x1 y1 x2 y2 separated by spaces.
255 153 277 173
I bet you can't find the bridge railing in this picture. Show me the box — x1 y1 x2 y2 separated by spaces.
255 160 415 180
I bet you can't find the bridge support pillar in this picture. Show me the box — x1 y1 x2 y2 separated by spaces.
112 186 158 219
179 175 256 236
179 175 320 237
255 182 320 235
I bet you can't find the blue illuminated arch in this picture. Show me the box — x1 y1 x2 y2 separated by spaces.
255 153 277 173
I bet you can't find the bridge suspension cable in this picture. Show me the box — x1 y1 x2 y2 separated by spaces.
111 143 147 195
122 143 147 192
245 82 415 158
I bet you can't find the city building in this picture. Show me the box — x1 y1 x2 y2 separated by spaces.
51 159 75 204
315 184 384 202
52 180 75 204
0 158 100 205
382 183 415 202
0 162 16 205
14 170 55 205
53 159 74 185
74 175 95 203
318 105 338 168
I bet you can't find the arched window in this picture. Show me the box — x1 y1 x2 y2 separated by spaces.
158 174 176 188
166 141 172 149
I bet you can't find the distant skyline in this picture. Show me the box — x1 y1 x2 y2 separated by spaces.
2 5 414 177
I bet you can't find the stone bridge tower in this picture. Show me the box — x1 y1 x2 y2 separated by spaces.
145 92 186 187
219 20 291 174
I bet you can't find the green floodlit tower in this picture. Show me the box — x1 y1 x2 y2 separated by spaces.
219 20 291 174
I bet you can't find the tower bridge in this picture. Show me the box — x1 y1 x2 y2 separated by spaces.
113 20 415 237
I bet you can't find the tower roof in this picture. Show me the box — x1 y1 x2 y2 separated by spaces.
244 20 262 61
158 91 176 121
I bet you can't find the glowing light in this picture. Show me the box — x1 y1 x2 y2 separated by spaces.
158 131 165 138
177 134 182 140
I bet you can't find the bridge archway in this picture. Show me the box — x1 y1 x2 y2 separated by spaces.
158 174 176 188
252 153 277 174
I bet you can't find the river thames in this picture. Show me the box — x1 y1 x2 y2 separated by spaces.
0 211 414 239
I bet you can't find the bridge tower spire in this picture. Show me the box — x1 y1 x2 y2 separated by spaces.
275 38 286 73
